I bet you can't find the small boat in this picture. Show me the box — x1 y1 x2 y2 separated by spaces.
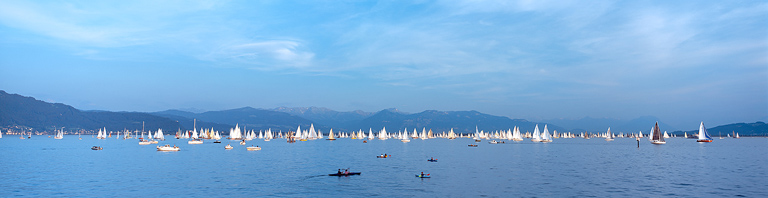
239 140 246 145
416 173 431 178
188 139 203 144
91 146 103 150
427 158 437 162
376 154 390 158
138 141 151 145
362 140 367 143
329 172 361 176
225 144 233 150
488 140 498 144
213 140 221 143
246 145 261 151
157 144 180 151
468 144 478 147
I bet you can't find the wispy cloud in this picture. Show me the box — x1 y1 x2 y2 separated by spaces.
205 40 315 70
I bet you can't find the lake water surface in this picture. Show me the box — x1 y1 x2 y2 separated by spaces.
1 136 766 197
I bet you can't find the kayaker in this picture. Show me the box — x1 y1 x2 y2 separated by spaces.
337 169 341 175
420 172 424 177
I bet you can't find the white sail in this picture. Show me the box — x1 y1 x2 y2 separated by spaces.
531 124 542 142
698 122 713 141
447 128 457 139
541 125 552 142
230 124 243 139
648 127 654 140
54 128 64 139
512 126 523 141
308 124 318 140
378 127 388 140
295 125 301 139
156 129 164 140
191 129 199 139
604 127 614 141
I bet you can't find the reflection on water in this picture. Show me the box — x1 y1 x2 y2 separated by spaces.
0 136 765 197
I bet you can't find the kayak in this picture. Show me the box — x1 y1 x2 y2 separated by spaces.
427 159 437 162
329 172 361 176
376 155 391 158
415 174 431 178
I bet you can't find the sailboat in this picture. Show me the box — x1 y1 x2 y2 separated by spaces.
327 129 336 140
511 126 523 141
54 128 64 139
650 122 666 144
540 125 552 142
447 128 457 140
473 126 481 142
696 122 713 142
155 129 165 140
605 127 614 141
531 124 542 142
401 129 410 142
378 127 388 140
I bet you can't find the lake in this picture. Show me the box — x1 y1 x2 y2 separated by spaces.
1 136 766 197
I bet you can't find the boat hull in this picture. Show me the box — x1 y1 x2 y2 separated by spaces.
697 139 713 142
246 147 261 151
329 172 361 176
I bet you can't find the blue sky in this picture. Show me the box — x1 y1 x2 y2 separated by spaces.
1 0 766 129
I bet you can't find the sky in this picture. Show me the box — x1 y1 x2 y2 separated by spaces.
0 0 766 129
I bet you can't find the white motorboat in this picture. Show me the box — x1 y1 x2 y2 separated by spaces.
246 145 261 151
157 144 180 151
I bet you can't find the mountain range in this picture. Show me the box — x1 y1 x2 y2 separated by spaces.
0 90 182 132
1 90 765 136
